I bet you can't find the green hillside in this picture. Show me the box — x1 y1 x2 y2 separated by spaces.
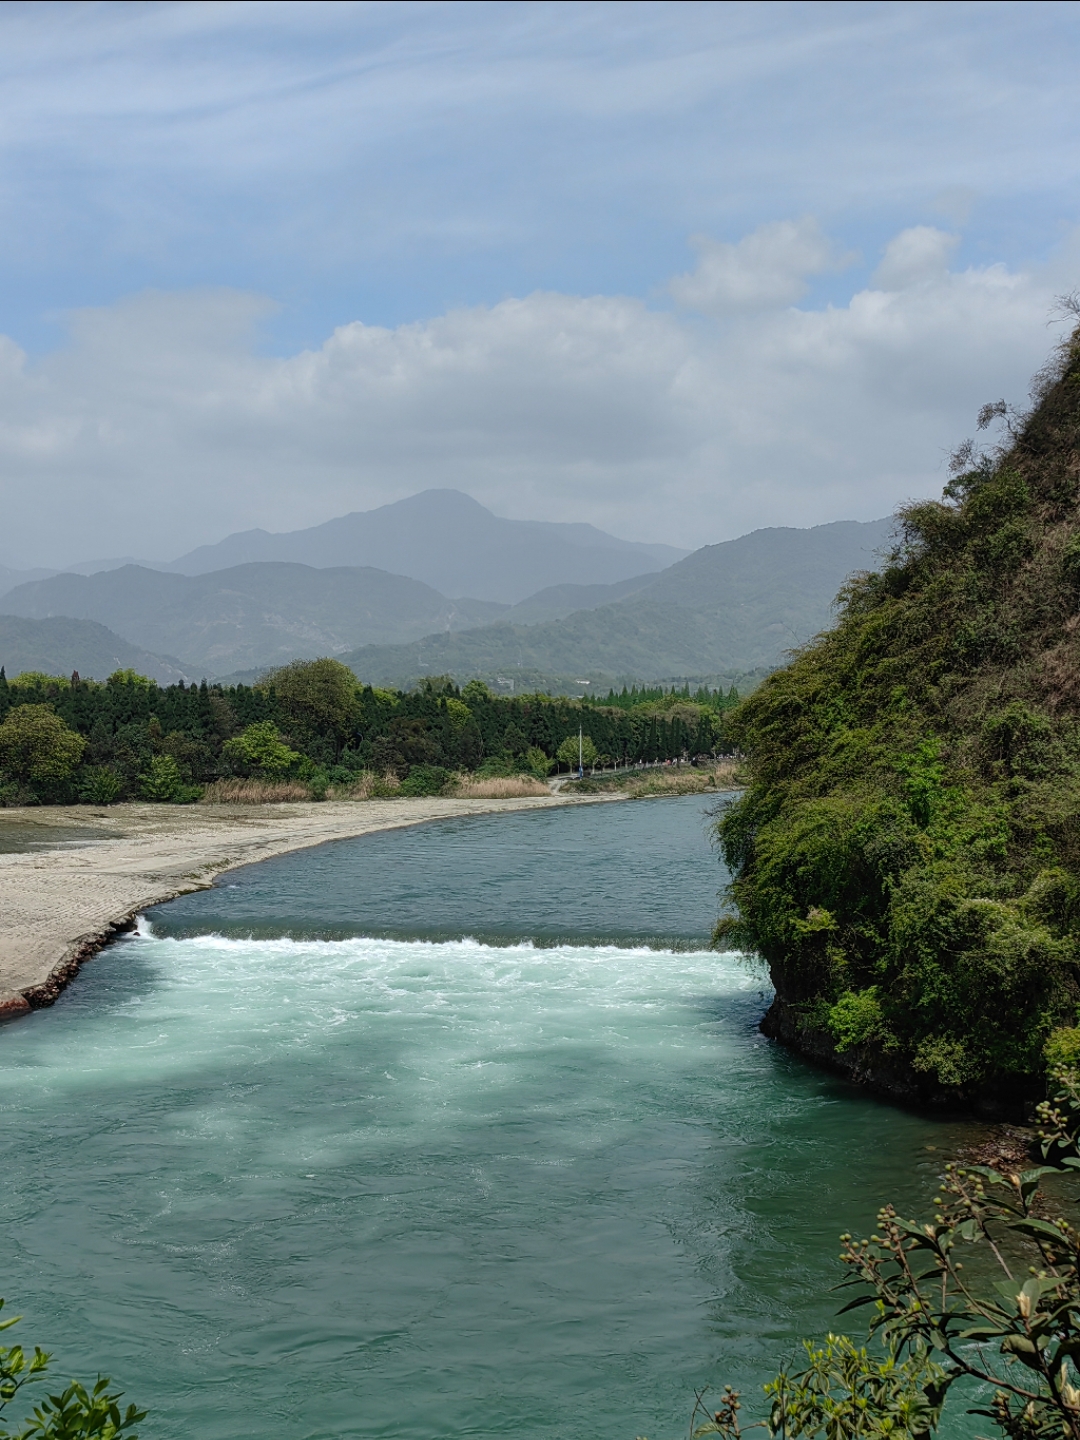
717 327 1080 1111
1 563 504 672
0 616 188 684
341 518 891 687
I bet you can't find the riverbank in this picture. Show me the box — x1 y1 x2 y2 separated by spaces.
0 793 613 1019
561 760 741 799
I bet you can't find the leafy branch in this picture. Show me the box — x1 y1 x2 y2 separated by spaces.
682 1069 1080 1440
0 1303 143 1440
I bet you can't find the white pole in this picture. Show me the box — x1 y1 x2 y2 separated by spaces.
578 725 583 777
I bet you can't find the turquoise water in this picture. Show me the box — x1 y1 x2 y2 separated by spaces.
0 797 969 1440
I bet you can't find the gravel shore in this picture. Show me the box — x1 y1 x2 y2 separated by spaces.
0 795 600 1018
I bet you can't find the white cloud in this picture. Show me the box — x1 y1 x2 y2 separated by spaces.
873 226 959 290
669 218 837 314
0 221 1073 567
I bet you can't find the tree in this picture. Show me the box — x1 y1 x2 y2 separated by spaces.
138 755 198 803
0 705 85 791
524 745 553 778
556 733 598 772
222 721 300 777
0 1299 145 1439
261 659 359 752
692 1067 1080 1440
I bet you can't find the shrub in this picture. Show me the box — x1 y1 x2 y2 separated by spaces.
78 766 123 805
475 755 520 779
307 767 330 801
398 764 453 797
138 755 200 803
1045 1025 1080 1072
524 745 553 778
696 1068 1080 1440
826 988 884 1051
221 721 300 777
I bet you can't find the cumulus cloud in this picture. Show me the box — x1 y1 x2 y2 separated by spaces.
669 218 837 314
0 220 1073 567
873 226 959 290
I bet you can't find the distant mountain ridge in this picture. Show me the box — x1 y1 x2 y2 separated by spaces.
0 563 60 599
158 489 688 603
0 514 893 688
0 616 189 685
0 563 506 674
339 518 894 687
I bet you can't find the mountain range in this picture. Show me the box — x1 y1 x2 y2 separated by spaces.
0 498 893 686
338 518 894 686
0 490 686 605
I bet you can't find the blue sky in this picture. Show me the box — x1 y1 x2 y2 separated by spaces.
1 0 1079 564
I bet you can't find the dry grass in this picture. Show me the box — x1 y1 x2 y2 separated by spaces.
565 761 742 799
325 771 400 800
200 778 313 804
452 774 551 798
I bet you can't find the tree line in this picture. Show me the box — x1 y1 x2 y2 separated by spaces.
0 660 732 805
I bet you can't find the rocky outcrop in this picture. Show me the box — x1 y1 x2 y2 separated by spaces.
760 978 1039 1122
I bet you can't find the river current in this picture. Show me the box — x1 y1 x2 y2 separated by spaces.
0 796 970 1439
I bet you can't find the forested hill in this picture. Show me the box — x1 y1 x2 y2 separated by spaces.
341 518 892 687
0 616 188 686
717 324 1080 1112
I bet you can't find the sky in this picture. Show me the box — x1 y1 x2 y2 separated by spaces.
1 0 1079 567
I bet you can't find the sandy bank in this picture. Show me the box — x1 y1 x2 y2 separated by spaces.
0 794 611 1019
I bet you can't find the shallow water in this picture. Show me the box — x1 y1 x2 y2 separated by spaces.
0 797 970 1439
0 817 116 853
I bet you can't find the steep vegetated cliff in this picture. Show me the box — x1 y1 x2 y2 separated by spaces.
717 324 1080 1112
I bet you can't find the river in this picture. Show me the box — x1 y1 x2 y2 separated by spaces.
0 795 971 1439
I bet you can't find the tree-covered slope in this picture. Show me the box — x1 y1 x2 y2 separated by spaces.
718 328 1080 1109
1 563 505 672
342 518 891 687
0 616 188 685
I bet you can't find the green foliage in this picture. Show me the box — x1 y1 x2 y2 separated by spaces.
10 673 70 691
827 988 884 1052
0 1299 144 1440
475 755 521 778
691 1067 1080 1440
718 331 1080 1094
524 745 553 778
222 721 300 777
260 658 359 751
398 764 453 797
1045 1026 1080 1071
77 767 122 805
556 733 599 770
138 755 199 803
0 706 85 795
106 670 151 690
306 767 330 801
0 653 722 804
444 697 472 731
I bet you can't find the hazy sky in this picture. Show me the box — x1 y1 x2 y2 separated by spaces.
1 0 1079 566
